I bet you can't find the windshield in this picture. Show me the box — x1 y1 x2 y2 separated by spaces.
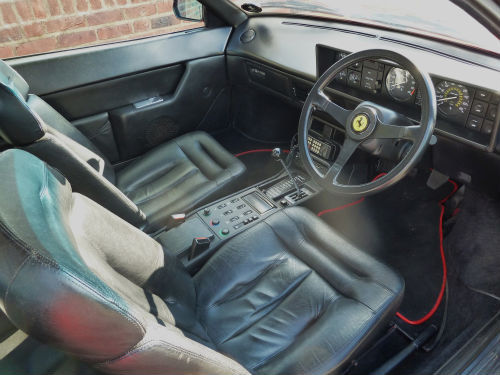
231 0 500 54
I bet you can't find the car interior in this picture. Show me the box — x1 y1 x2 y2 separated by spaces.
0 0 499 374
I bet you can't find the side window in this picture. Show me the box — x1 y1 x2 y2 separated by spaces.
0 0 204 59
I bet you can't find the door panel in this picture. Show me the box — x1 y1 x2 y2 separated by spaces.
7 27 232 162
109 56 228 160
9 27 231 95
45 64 185 120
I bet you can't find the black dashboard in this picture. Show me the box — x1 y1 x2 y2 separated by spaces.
227 17 500 156
316 45 499 149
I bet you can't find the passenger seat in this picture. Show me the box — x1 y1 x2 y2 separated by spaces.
0 60 245 232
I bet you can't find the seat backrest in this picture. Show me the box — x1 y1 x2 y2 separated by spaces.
0 60 146 229
0 149 249 375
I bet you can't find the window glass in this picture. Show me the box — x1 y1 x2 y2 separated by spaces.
0 0 204 59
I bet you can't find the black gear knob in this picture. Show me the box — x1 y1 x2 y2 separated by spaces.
271 148 281 161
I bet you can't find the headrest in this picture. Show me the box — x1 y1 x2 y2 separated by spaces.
0 59 29 101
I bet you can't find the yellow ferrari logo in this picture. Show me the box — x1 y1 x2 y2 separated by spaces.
352 114 369 133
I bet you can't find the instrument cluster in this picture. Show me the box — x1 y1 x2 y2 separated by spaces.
330 50 499 136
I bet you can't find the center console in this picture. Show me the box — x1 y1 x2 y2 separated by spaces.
156 158 320 272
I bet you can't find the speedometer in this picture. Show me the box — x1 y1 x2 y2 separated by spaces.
385 67 417 102
436 81 471 117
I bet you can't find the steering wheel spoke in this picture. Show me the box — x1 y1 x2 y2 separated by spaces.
325 138 359 183
311 90 352 127
371 121 420 142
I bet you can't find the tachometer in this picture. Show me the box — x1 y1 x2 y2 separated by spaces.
385 67 417 102
436 81 471 117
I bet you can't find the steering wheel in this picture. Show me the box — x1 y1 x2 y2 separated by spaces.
298 49 436 196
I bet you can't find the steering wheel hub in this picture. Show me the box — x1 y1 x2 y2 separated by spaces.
346 105 378 140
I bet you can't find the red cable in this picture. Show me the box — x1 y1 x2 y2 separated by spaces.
317 174 458 325
396 178 458 325
317 197 365 216
234 149 290 157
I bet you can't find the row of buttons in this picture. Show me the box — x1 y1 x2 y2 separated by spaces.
215 197 241 210
308 137 322 154
466 90 498 135
233 215 259 230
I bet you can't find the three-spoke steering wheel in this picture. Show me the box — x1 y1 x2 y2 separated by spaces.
299 49 437 196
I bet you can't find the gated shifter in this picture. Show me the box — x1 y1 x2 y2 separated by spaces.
271 148 301 197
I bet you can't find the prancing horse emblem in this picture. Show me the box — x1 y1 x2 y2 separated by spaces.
352 114 369 133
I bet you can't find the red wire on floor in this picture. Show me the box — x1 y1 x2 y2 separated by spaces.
317 197 365 216
396 178 458 325
234 149 290 157
317 174 459 326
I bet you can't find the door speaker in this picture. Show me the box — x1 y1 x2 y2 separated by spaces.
145 116 179 148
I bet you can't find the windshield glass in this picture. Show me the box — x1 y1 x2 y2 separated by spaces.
231 0 500 54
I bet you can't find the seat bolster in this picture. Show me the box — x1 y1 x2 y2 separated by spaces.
0 59 29 100
0 84 45 145
271 207 405 299
3 255 146 362
116 139 186 195
174 131 246 182
95 324 251 375
27 95 116 183
23 135 147 229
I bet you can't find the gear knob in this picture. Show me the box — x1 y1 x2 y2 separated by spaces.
271 148 281 161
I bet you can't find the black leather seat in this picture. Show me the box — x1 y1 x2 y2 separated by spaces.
0 149 404 375
0 60 245 232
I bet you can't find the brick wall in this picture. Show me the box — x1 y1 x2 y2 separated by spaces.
0 0 204 59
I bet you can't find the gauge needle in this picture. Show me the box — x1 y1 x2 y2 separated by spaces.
437 95 459 103
391 82 408 88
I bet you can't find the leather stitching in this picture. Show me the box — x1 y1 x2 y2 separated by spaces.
4 254 31 306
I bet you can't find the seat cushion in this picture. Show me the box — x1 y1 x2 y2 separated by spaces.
116 131 245 232
194 206 404 375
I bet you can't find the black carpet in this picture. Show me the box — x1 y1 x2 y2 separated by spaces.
214 128 289 189
446 189 500 299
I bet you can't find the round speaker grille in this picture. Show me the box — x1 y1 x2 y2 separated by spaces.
145 116 179 147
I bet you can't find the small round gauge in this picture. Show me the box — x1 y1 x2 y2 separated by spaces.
385 67 417 102
436 81 471 117
334 69 347 82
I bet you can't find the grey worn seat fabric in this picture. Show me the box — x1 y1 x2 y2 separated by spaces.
0 149 403 375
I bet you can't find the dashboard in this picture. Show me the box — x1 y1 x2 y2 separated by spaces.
316 45 499 148
227 17 500 156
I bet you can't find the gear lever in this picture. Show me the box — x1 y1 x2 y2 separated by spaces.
272 148 301 197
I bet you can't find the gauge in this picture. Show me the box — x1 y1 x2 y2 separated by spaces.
334 69 347 82
347 70 361 86
436 81 471 117
385 67 417 102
